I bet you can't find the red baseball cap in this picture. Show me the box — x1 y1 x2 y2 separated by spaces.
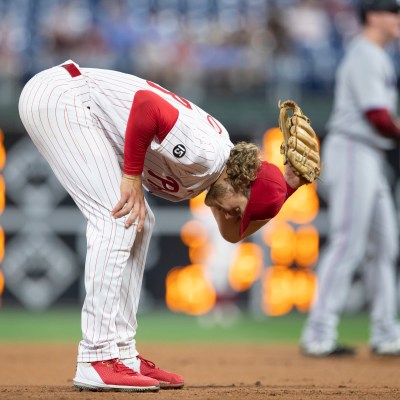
239 161 295 237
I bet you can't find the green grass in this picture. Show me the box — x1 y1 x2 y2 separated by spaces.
0 307 370 343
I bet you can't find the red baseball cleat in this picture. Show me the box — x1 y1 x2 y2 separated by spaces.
73 358 160 392
124 355 184 389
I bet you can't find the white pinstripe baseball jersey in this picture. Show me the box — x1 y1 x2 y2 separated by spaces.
18 60 235 365
82 66 234 201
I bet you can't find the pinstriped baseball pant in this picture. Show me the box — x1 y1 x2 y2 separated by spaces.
18 65 154 362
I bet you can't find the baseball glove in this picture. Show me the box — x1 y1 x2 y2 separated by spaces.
278 100 321 183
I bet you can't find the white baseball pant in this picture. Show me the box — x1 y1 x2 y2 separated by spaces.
18 65 154 362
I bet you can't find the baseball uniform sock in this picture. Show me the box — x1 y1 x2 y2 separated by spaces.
73 358 160 392
123 355 184 389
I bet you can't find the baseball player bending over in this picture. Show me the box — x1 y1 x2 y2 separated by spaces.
19 61 317 392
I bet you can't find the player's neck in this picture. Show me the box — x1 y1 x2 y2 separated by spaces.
362 28 391 48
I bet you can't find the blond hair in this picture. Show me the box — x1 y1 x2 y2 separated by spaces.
225 142 261 196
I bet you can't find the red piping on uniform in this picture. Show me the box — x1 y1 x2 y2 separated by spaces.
62 63 81 77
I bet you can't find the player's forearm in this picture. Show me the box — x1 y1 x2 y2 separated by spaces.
210 207 242 243
364 108 400 139
211 207 270 243
240 219 271 240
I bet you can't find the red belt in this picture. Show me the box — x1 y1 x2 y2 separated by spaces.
62 63 81 77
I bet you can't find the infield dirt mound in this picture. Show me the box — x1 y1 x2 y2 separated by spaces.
0 343 399 399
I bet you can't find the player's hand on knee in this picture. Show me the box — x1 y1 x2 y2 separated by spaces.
112 174 146 232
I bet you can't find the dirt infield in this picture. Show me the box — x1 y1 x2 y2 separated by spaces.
0 343 399 399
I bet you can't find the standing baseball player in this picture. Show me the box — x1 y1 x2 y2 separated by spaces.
18 60 318 391
301 0 400 357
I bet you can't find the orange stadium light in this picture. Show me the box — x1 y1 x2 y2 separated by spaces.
165 264 216 316
180 220 209 248
262 265 295 316
262 128 284 172
0 176 5 214
189 191 211 217
276 183 319 224
165 268 183 313
262 265 317 316
0 227 4 263
262 221 296 266
228 243 263 292
295 225 319 268
293 270 317 313
0 129 4 304
189 242 213 265
0 129 5 170
0 269 4 298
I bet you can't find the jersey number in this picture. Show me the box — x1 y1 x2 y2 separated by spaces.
148 170 179 193
146 80 223 134
146 80 192 110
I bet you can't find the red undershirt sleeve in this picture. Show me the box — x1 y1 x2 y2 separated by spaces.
364 108 400 139
123 90 179 175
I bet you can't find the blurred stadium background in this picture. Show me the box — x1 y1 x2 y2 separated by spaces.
0 0 400 342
